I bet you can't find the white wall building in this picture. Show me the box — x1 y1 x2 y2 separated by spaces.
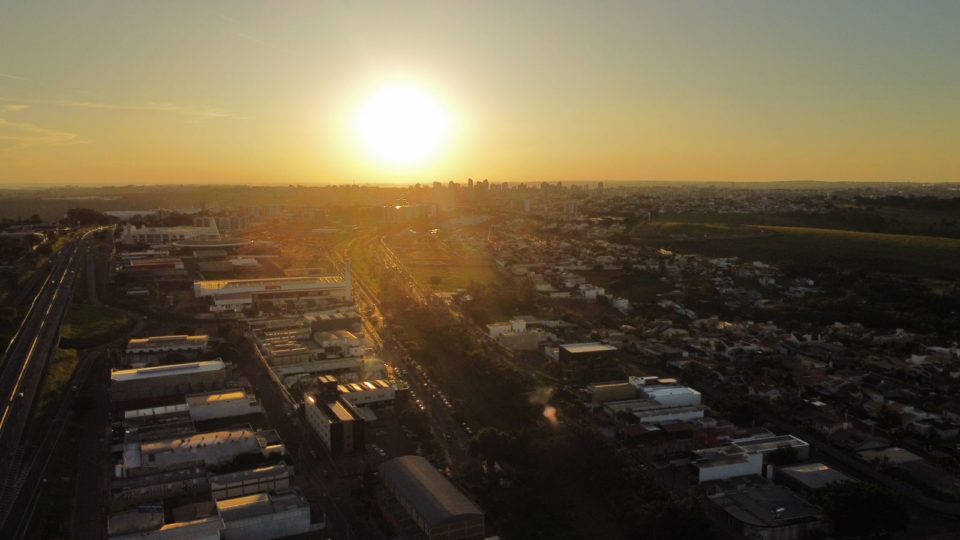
693 445 764 483
120 223 220 246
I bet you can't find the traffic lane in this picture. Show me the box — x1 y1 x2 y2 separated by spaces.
0 241 87 530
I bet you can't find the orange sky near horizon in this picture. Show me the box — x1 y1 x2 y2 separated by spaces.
1 1 959 186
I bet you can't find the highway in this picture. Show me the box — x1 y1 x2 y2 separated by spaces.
0 229 96 534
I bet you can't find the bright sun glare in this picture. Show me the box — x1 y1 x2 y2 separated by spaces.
354 84 450 169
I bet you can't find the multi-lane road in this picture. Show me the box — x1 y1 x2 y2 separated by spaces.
0 229 97 535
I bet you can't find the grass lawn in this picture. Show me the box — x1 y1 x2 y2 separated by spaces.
61 303 129 341
407 262 501 291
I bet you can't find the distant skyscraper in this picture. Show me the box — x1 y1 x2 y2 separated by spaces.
598 181 604 193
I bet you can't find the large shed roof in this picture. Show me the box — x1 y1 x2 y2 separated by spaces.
379 456 482 528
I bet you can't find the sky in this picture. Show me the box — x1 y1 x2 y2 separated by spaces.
1 0 959 186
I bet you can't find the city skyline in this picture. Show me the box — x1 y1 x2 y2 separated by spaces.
2 1 960 185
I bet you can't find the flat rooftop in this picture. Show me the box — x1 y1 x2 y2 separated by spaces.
858 446 923 465
141 429 257 456
210 463 290 486
694 444 756 468
560 342 617 354
216 489 307 522
709 479 823 528
111 360 225 382
733 433 809 453
778 463 851 490
127 334 208 350
195 275 343 292
186 390 249 406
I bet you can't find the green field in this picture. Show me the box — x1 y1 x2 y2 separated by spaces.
389 234 503 291
61 303 129 341
407 262 501 291
664 225 960 277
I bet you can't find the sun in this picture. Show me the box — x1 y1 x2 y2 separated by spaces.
353 84 451 169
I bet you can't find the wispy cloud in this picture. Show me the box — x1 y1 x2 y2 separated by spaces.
0 73 27 81
0 98 245 123
2 104 29 113
0 116 83 151
48 99 245 122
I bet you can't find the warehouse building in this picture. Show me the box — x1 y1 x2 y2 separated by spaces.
124 335 209 366
209 463 292 501
706 476 825 540
774 463 850 498
216 489 314 540
108 515 222 540
186 390 263 422
121 428 284 477
379 456 484 540
122 428 284 476
110 360 226 403
193 267 351 313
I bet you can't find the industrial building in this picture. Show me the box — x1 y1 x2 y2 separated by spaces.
120 223 221 246
121 388 261 426
629 376 702 407
209 463 292 501
121 428 284 477
185 390 263 422
110 360 226 403
693 445 764 483
193 269 351 313
108 487 314 540
124 335 209 365
216 489 314 540
692 433 811 483
558 342 617 363
706 476 825 540
731 433 811 463
302 391 365 455
109 515 223 540
338 379 397 407
379 456 485 540
774 463 850 498
601 376 705 425
584 381 638 406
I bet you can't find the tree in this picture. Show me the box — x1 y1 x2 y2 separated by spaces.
818 481 909 538
62 208 116 226
633 497 713 540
